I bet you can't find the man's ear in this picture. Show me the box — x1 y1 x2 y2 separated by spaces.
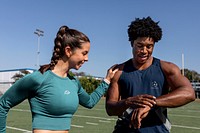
65 46 72 58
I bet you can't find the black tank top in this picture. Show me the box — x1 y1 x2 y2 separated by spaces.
118 57 170 133
119 57 168 99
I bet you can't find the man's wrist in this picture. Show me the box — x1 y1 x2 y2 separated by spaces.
153 99 158 109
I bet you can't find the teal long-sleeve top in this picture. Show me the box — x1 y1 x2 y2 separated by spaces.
0 70 109 132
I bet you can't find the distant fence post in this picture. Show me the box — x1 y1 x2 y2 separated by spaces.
191 82 200 99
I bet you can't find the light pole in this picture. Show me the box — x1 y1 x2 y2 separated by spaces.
34 29 44 68
182 53 184 76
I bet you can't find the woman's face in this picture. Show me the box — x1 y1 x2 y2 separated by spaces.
68 42 90 70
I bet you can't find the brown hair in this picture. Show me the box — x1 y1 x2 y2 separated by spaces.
39 25 90 73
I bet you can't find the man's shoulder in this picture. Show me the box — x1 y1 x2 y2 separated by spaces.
159 60 180 75
118 59 132 66
117 59 131 70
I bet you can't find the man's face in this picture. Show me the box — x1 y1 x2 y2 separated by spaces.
132 37 155 64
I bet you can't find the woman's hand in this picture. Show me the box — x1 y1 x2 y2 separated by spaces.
105 64 119 82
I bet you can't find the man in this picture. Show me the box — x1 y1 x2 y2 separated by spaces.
106 16 195 133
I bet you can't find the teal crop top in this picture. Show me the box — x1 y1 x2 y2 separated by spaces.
0 70 109 132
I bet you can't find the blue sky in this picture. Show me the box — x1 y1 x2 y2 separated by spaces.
0 1 199 77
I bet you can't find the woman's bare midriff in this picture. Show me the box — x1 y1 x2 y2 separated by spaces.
33 129 69 133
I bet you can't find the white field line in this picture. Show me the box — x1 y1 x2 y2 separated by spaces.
11 108 116 121
168 109 200 113
7 126 31 132
99 120 111 123
168 114 200 119
71 125 84 128
11 108 30 112
86 122 98 125
74 114 116 121
12 108 200 119
7 125 84 132
172 125 200 130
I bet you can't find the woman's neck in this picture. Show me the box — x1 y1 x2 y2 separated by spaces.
51 60 69 78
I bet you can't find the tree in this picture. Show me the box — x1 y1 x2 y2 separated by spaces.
68 71 75 76
183 69 200 82
12 70 31 83
73 72 87 76
79 76 101 94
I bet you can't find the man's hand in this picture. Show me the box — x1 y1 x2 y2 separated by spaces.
130 106 151 129
125 94 156 108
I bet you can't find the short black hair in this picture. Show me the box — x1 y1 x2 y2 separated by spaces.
128 16 162 43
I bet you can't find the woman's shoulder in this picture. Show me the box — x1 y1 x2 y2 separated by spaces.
21 70 46 84
25 70 43 78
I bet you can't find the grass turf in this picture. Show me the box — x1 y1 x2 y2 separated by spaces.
6 99 200 133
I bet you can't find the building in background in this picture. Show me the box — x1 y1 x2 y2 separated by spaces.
0 68 35 95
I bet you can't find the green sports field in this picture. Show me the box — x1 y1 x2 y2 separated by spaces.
6 99 200 133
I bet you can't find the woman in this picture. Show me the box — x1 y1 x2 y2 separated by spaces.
0 25 118 133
